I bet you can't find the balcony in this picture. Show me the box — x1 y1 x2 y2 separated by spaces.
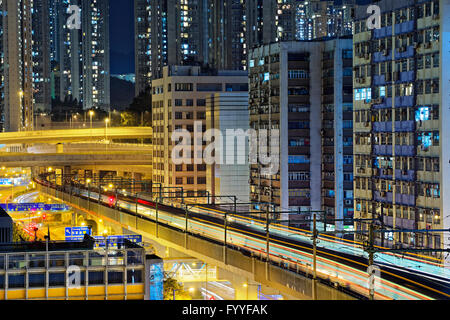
374 191 393 203
394 169 415 181
394 120 415 132
373 144 393 156
394 145 415 156
394 193 415 206
372 121 393 132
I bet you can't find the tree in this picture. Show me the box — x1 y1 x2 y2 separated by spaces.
129 87 152 114
163 276 192 300
12 223 31 242
118 87 152 127
120 111 139 127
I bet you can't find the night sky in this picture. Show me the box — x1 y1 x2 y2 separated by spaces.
110 0 134 75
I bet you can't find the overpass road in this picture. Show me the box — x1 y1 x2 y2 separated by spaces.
0 151 152 167
0 127 152 144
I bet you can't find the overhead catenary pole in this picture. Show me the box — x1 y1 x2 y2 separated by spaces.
368 223 375 300
224 209 228 264
156 196 159 238
266 207 270 263
265 206 270 281
312 213 318 300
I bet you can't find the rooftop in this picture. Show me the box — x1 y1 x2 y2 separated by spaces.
0 236 143 253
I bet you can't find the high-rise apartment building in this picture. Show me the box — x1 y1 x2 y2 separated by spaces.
57 0 83 104
134 0 152 96
248 39 354 230
150 0 209 80
49 0 109 110
136 0 247 85
48 0 60 65
81 0 110 110
245 0 356 50
353 0 449 264
0 0 34 132
151 66 248 197
208 0 247 71
32 0 52 113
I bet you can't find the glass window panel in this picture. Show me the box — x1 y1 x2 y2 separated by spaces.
127 250 144 265
89 251 105 266
108 271 124 284
8 273 25 288
89 271 104 285
29 254 46 268
29 273 46 288
8 255 26 269
49 254 65 268
49 272 65 287
69 252 85 267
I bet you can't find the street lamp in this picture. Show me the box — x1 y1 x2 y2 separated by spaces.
18 91 24 130
242 282 259 300
89 110 94 129
104 118 110 146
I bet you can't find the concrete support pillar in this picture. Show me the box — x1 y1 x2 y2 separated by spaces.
234 279 259 300
217 268 259 300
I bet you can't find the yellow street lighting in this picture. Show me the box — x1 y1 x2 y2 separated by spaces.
86 178 91 184
18 90 24 97
105 118 110 124
89 110 95 129
108 184 114 189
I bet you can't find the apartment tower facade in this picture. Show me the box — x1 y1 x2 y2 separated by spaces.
352 0 449 264
248 39 354 230
0 0 34 132
152 66 248 198
134 0 152 96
